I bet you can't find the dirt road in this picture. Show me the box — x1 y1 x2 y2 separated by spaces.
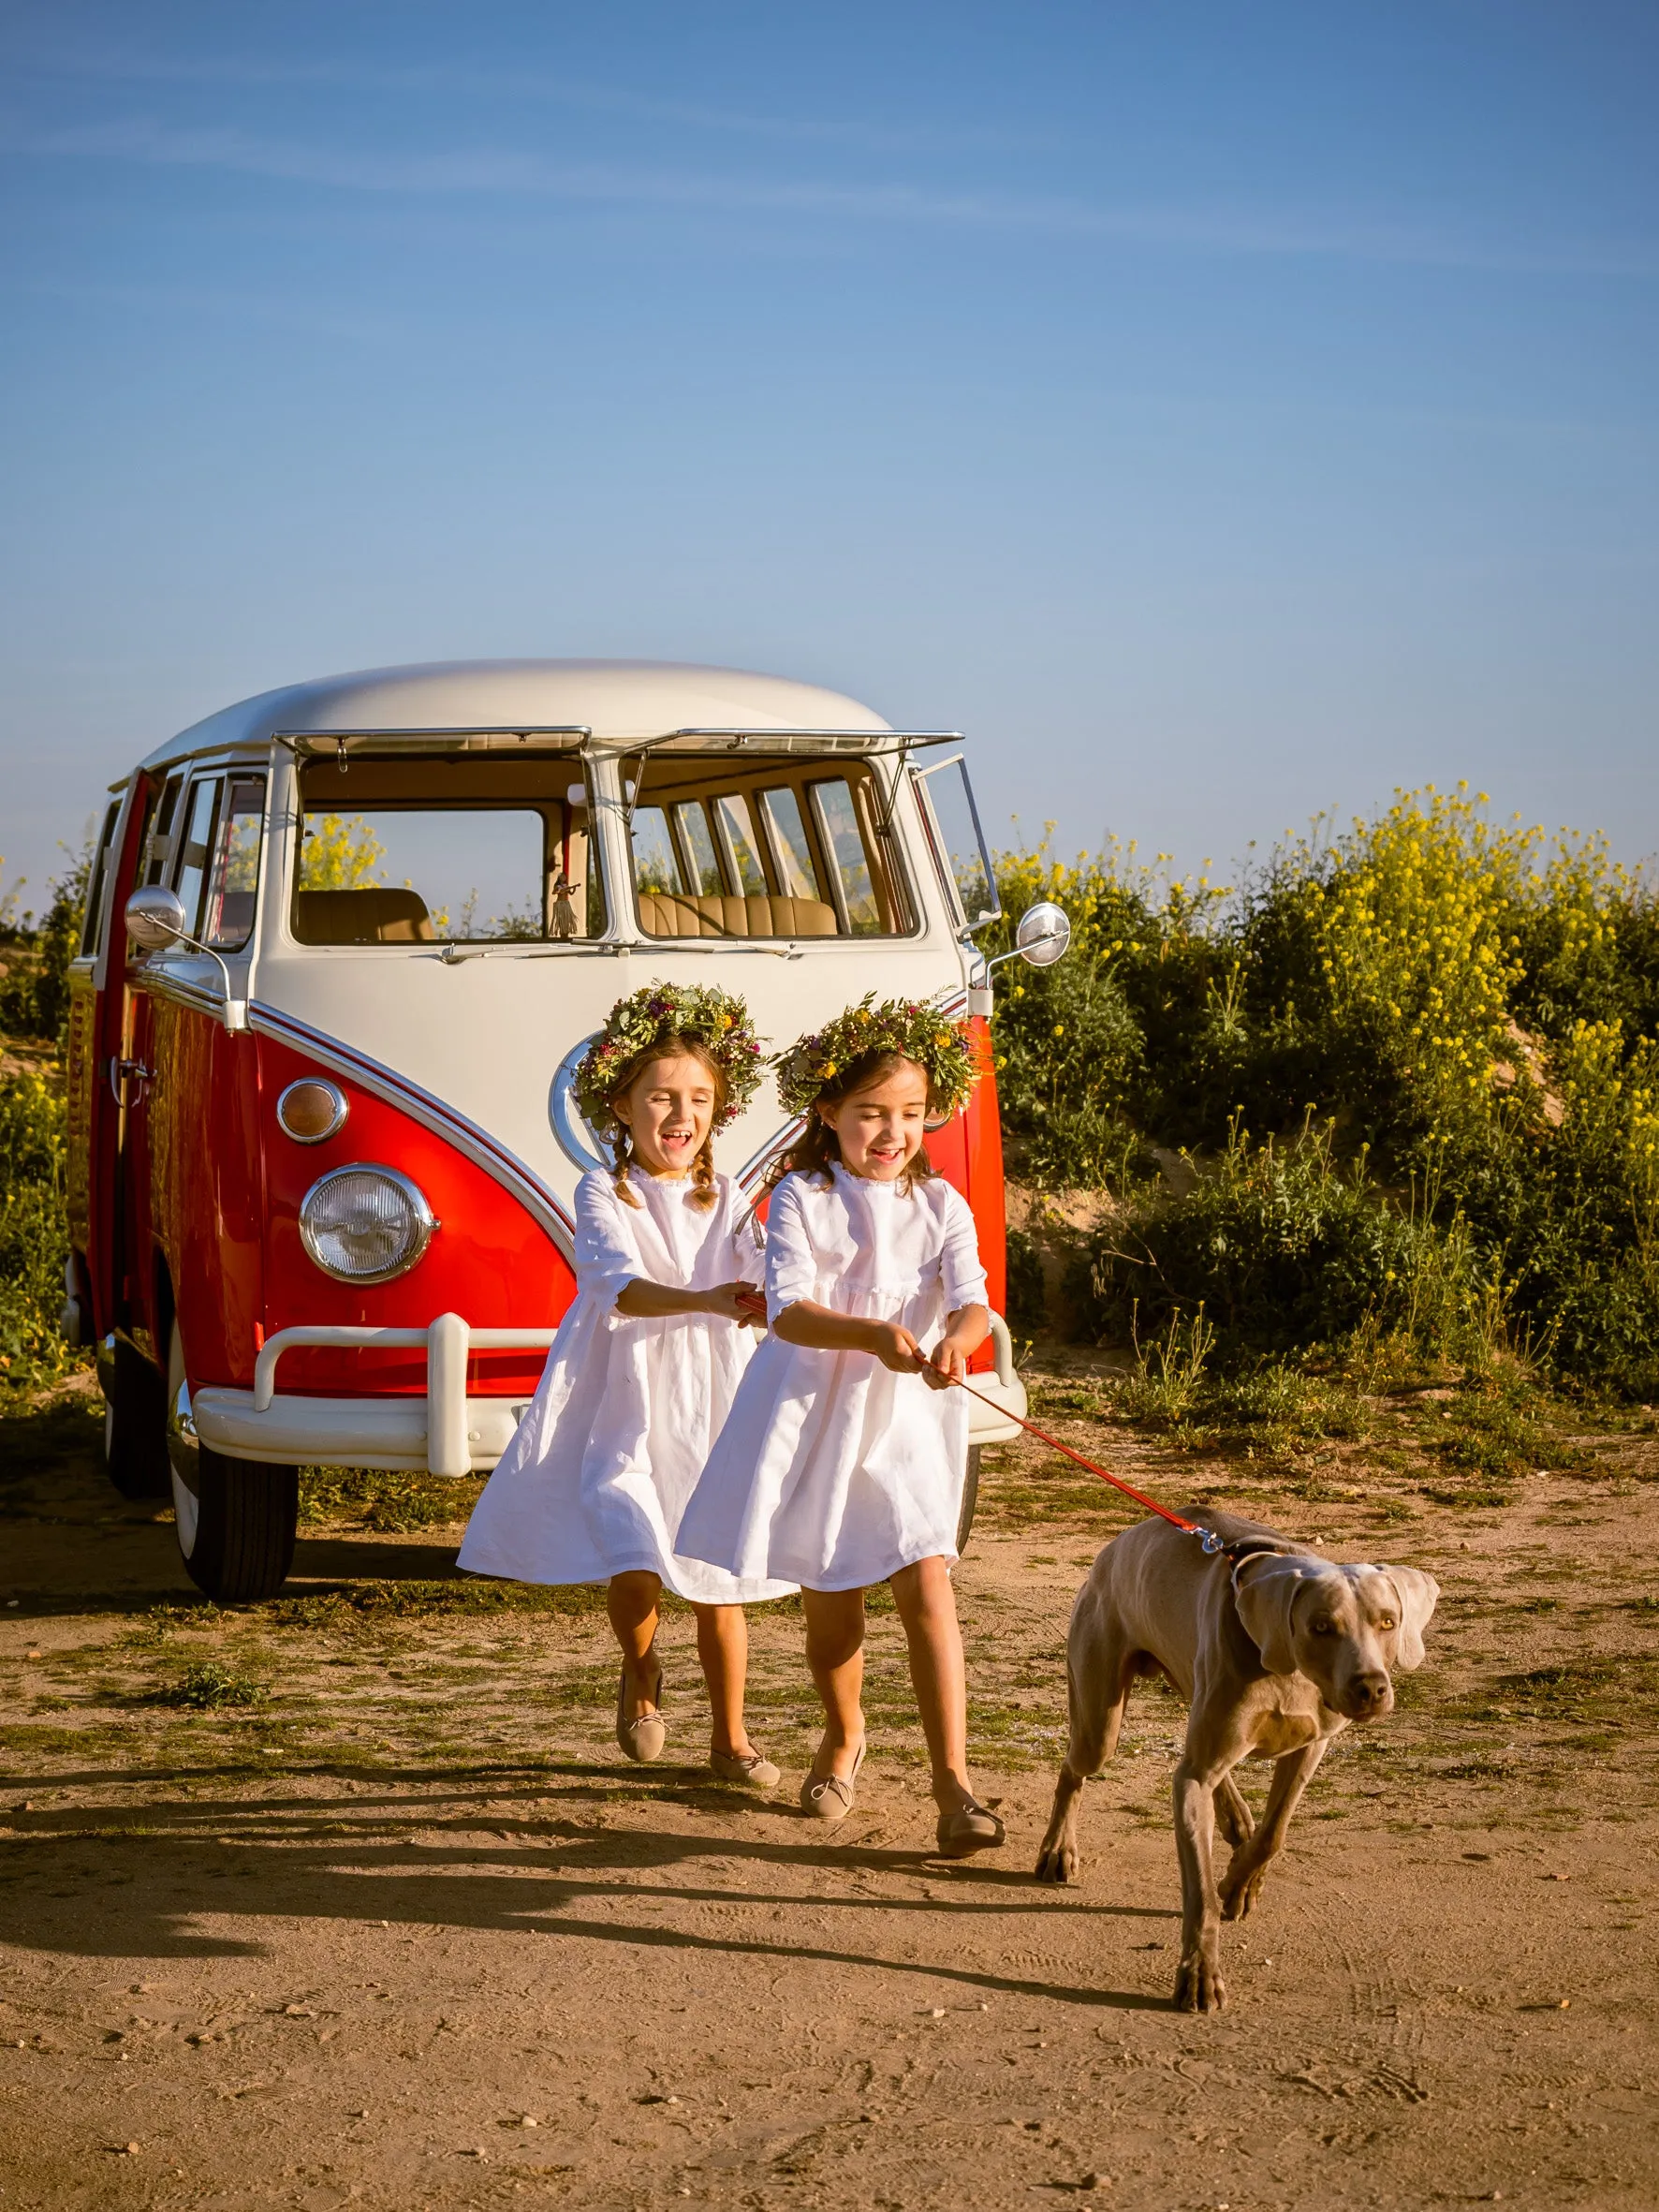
2 1374 1657 2208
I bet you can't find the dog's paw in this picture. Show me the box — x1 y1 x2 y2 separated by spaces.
1172 1950 1226 2013
1033 1839 1077 1884
1220 1864 1266 1922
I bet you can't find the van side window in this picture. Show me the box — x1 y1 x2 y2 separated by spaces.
143 774 185 884
672 803 722 894
171 776 222 938
759 788 825 903
201 776 264 949
912 756 1000 929
78 801 121 958
630 807 682 896
627 756 914 940
713 795 767 896
810 777 883 936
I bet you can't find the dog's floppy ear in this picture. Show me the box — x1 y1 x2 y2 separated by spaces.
1232 1555 1313 1676
1379 1566 1440 1671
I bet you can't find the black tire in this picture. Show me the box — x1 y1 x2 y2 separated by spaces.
956 1445 983 1556
167 1323 298 1602
102 1336 170 1501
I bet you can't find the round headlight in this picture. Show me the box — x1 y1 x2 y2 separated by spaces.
298 1164 437 1284
277 1078 348 1143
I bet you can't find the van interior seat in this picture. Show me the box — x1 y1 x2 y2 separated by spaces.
294 889 435 944
637 892 838 939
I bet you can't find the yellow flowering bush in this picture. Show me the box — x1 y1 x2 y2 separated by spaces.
991 790 1659 1389
0 1071 80 1396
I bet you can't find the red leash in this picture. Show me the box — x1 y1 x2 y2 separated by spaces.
943 1368 1220 1544
733 1292 1225 1553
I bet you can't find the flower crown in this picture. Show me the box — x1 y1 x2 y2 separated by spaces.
776 995 979 1119
574 983 765 1138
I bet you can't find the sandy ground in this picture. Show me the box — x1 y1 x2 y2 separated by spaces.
2 1370 1657 2209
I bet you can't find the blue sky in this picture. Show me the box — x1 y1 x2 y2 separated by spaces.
2 1 1655 909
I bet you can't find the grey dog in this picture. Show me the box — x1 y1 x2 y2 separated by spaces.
1034 1510 1439 2012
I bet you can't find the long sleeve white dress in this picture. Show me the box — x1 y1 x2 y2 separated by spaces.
457 1168 795 1604
677 1164 990 1592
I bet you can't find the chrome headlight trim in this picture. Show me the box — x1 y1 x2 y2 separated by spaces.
298 1162 439 1285
548 1032 611 1172
277 1077 349 1144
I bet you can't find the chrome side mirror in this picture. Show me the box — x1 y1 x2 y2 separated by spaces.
1013 897 1079 968
973 897 1072 1000
125 885 187 950
1014 900 1071 967
123 885 247 1033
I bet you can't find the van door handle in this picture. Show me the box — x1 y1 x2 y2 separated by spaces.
109 1056 152 1103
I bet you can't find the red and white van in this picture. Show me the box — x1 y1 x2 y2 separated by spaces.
64 662 1067 1600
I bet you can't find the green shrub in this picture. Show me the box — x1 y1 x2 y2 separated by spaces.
1073 1115 1443 1357
1004 1227 1048 1334
991 789 1659 1392
0 842 89 1047
0 1072 78 1396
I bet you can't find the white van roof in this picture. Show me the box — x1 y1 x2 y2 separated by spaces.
140 659 893 770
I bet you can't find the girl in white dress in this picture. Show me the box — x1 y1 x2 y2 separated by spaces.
679 996 1006 1857
458 983 794 1783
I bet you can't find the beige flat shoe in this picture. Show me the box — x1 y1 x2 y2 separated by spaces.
934 1798 1006 1858
800 1742 865 1823
711 1747 781 1789
615 1658 666 1763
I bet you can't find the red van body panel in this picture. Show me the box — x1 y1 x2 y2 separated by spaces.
921 1016 1006 1374
146 997 267 1387
249 1034 574 1400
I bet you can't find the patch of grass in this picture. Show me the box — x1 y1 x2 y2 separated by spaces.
1495 1659 1624 1709
153 1659 267 1709
297 1467 485 1532
259 1580 612 1630
1421 1482 1515 1509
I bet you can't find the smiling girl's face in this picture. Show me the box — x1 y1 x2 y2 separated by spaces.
816 1055 931 1181
613 1051 718 1177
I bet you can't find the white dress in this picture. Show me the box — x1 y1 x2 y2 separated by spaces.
457 1169 795 1604
677 1165 989 1592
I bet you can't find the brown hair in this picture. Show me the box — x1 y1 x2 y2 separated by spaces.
769 1048 940 1194
609 1036 727 1211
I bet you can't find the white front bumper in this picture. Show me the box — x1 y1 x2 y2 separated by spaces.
191 1385 533 1472
190 1310 1025 1475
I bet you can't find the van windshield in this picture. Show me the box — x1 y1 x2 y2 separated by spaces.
292 755 604 945
627 752 913 939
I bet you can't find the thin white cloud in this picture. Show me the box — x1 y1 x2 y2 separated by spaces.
7 42 1037 157
7 113 1656 279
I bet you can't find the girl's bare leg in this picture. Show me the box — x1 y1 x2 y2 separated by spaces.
801 1586 867 1781
889 1556 976 1816
608 1571 663 1722
693 1603 757 1761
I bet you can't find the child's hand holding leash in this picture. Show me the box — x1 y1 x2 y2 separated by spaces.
918 1335 973 1392
868 1320 928 1374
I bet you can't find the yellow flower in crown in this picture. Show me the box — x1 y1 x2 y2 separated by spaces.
775 994 978 1118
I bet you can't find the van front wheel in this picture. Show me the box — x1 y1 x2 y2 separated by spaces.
167 1325 299 1601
